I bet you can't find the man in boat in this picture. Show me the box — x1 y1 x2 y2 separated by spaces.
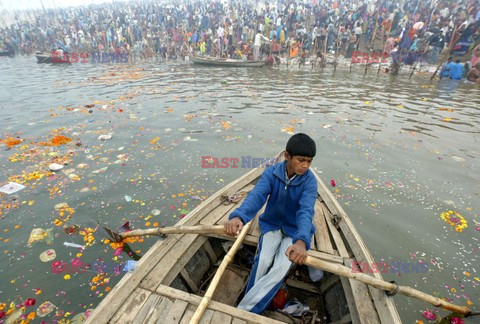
224 133 317 314
253 30 270 61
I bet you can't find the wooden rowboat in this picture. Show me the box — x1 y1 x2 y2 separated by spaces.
86 154 401 324
35 51 71 64
190 55 266 67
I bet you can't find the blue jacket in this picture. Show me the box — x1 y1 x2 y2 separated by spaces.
229 161 318 250
449 63 463 80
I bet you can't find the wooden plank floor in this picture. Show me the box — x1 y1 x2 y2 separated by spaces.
108 285 286 323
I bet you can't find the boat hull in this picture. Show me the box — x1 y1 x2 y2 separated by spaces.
86 153 401 323
190 55 265 67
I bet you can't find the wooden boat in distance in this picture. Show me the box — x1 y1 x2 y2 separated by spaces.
35 51 53 63
190 55 266 67
86 153 401 324
35 51 71 64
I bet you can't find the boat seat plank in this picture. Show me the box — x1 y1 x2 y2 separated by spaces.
313 200 335 255
313 200 335 254
198 309 214 324
179 304 197 324
156 284 284 324
210 311 232 324
109 287 151 323
143 296 174 324
132 293 161 324
163 299 189 324
231 318 247 324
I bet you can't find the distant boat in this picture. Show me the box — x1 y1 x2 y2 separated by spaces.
35 51 71 64
35 51 52 63
0 49 14 57
190 55 265 67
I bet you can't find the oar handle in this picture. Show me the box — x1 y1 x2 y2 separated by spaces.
118 225 225 239
304 256 471 316
190 221 253 324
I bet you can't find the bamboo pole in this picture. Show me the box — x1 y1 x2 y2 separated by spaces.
104 225 225 242
431 25 459 80
189 222 252 324
377 30 390 76
333 24 341 73
409 39 431 78
304 256 472 316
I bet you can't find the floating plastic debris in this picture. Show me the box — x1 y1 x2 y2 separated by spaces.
0 182 25 194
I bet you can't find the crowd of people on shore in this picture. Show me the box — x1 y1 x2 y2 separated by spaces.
0 0 479 81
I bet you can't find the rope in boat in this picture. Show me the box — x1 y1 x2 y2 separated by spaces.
221 191 248 205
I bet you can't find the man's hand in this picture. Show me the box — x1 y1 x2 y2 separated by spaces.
224 217 243 236
285 240 308 265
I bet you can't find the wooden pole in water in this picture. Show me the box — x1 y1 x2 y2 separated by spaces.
409 40 431 78
189 222 252 324
431 25 459 80
304 256 472 316
333 24 341 73
408 1 438 78
377 29 390 76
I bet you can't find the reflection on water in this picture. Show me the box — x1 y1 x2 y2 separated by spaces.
0 56 479 322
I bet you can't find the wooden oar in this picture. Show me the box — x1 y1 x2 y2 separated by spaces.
103 224 471 316
304 256 472 316
103 225 225 242
190 222 252 324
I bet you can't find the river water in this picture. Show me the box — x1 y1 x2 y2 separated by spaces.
0 56 478 323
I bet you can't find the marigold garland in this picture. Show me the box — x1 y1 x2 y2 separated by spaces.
441 210 467 232
38 135 72 146
3 137 22 148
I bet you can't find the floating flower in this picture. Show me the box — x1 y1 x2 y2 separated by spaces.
64 274 71 280
440 211 467 232
450 317 464 324
330 179 336 187
24 298 36 307
0 303 5 311
38 135 72 147
0 311 5 319
27 312 36 320
422 310 436 321
4 137 22 148
71 258 83 267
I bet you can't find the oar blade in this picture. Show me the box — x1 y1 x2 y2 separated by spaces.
103 226 123 243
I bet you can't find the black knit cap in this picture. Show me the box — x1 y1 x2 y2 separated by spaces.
286 133 316 158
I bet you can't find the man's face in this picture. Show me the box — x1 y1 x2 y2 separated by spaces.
286 153 313 175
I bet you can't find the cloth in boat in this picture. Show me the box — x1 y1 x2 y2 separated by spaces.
229 160 317 250
237 229 293 313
